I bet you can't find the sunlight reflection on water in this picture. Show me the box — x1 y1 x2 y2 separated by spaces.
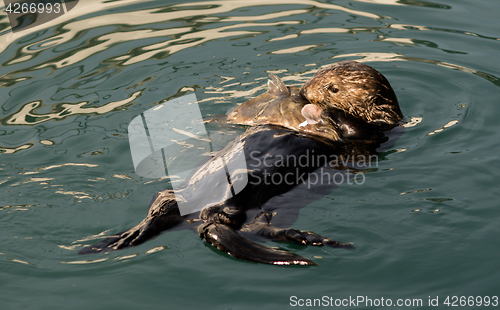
1 0 500 308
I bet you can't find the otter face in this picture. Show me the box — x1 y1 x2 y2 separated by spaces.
299 61 403 130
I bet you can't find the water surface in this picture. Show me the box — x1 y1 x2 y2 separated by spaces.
1 0 499 309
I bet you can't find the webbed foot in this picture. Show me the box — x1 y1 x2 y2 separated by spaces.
78 222 149 254
241 212 354 249
79 192 183 254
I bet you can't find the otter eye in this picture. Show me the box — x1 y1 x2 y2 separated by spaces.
329 86 339 93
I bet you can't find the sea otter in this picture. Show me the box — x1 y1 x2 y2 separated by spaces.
79 61 403 266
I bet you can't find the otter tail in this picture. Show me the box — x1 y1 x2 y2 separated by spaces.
198 222 317 266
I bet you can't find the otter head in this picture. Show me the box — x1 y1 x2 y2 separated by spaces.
299 61 403 131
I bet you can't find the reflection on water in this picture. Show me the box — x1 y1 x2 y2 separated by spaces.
0 0 496 129
1 89 142 125
352 0 451 9
0 142 33 153
1 0 500 305
0 0 379 75
332 52 499 85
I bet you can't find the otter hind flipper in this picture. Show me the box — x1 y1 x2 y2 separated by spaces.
78 220 159 254
267 74 289 97
78 230 132 254
241 212 355 249
79 193 184 254
198 222 317 266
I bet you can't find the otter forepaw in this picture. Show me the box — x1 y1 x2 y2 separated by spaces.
200 206 246 229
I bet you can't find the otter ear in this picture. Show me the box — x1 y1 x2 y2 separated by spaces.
267 74 289 97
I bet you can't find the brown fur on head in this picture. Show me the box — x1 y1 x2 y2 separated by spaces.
299 61 403 130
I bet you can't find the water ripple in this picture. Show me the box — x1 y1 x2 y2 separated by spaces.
0 2 499 299
331 52 500 85
352 0 452 9
1 89 142 125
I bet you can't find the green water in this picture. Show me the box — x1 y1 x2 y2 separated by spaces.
1 0 499 309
